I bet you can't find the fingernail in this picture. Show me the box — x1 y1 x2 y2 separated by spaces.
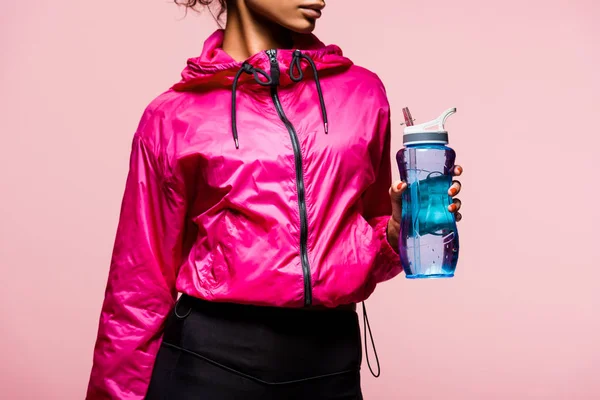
449 188 457 196
449 204 456 212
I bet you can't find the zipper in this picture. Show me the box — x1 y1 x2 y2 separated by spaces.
266 49 313 307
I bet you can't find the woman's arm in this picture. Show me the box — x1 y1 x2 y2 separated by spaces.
86 120 187 399
361 105 404 284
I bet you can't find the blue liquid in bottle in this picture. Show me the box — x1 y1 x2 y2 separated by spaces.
396 108 460 279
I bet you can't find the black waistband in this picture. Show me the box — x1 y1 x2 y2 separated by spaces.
176 293 356 320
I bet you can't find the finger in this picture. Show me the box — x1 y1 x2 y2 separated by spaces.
448 198 462 213
389 180 407 203
448 180 462 196
455 212 462 222
453 165 463 176
389 180 407 222
390 180 407 195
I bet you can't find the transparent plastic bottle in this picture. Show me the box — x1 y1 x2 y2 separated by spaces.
396 107 459 278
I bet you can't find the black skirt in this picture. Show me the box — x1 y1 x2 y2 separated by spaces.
146 294 363 400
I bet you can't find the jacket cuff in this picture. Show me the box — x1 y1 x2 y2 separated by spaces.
373 216 403 282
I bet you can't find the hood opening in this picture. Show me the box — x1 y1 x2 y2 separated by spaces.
172 29 353 91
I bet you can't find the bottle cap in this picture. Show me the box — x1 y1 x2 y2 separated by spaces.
403 107 456 145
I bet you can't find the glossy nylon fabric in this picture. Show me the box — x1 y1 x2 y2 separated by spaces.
87 29 403 399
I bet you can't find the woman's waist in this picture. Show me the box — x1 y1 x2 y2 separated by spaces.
176 253 376 308
178 218 379 307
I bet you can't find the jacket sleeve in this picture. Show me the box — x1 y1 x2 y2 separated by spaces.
361 105 404 284
86 128 187 399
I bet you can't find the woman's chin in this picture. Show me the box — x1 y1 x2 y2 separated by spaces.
285 19 317 34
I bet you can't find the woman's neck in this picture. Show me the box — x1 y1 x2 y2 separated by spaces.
222 2 293 62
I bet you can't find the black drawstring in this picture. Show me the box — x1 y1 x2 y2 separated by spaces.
289 49 328 135
231 65 247 149
231 62 273 149
231 50 328 149
362 301 381 378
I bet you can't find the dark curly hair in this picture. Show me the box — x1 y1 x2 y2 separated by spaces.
174 0 228 20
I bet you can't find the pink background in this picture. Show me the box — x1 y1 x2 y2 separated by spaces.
1 0 599 399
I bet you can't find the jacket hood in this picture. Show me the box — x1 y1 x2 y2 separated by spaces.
172 29 353 91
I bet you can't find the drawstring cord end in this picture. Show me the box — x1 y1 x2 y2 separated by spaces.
234 137 239 149
290 50 329 137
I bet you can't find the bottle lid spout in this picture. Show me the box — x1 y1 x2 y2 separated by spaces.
405 107 456 135
402 107 457 146
439 107 457 131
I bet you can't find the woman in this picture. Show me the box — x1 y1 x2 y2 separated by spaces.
87 0 464 399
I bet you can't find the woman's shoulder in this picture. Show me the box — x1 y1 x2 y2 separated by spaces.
338 63 389 105
334 64 390 115
137 89 186 129
346 63 386 85
133 88 198 147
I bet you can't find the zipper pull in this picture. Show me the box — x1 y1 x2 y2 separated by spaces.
266 48 277 62
265 49 280 86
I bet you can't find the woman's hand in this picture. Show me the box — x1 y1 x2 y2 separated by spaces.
387 165 463 248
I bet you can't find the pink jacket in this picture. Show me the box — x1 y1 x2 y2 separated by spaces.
87 29 402 399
